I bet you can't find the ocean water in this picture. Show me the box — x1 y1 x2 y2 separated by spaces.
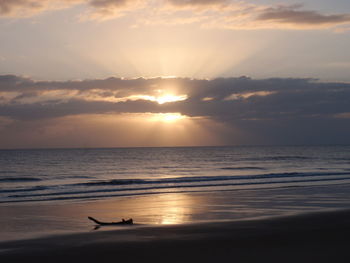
1 146 350 204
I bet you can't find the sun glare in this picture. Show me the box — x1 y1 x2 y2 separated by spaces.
150 113 187 122
163 113 185 122
156 94 187 104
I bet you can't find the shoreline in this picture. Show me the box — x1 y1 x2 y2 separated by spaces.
2 183 350 243
2 209 350 263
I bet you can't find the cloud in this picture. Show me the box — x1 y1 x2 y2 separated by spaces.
256 5 350 29
0 0 48 16
89 0 130 7
135 2 350 31
168 0 227 5
0 0 82 17
83 0 144 20
1 75 350 145
0 0 230 18
0 0 140 19
1 75 350 121
190 3 350 30
165 0 229 9
1 0 350 31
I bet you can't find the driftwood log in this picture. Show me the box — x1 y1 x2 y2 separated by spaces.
88 217 133 225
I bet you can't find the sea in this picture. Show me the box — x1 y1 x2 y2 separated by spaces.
1 145 350 241
1 145 350 204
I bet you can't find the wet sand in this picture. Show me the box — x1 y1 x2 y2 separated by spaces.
1 209 350 263
3 184 350 242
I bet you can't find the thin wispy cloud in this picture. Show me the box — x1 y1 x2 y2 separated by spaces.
0 0 81 17
256 5 350 29
1 0 350 31
83 0 145 20
165 0 230 9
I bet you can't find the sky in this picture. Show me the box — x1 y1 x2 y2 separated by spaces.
0 0 350 148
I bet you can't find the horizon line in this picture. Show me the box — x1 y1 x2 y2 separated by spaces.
1 144 349 151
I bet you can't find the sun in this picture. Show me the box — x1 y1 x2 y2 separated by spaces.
155 94 187 104
162 113 185 122
149 113 187 122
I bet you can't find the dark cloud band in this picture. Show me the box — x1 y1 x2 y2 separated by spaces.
1 75 350 121
1 75 350 145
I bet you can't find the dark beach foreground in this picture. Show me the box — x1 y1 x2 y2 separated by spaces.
1 209 350 263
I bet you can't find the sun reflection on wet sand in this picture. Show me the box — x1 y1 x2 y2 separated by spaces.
0 192 202 241
81 192 200 226
154 194 194 225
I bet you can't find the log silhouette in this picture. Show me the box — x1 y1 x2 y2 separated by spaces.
88 217 133 225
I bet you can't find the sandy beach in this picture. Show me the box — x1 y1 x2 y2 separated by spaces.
1 0 350 258
1 209 350 263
